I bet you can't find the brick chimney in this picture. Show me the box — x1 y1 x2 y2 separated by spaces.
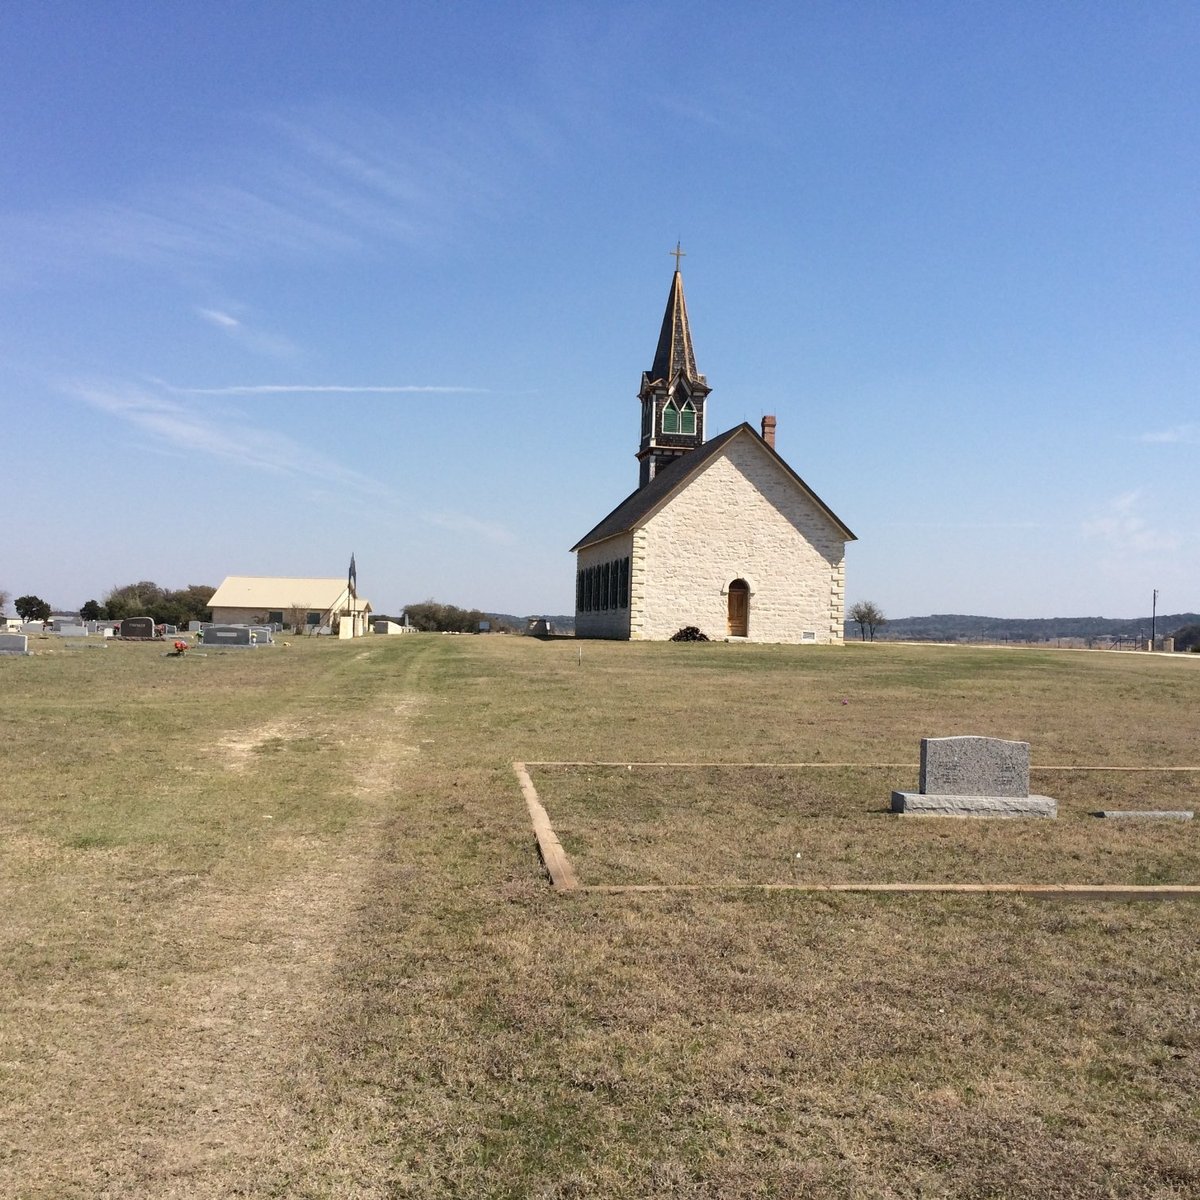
760 414 776 449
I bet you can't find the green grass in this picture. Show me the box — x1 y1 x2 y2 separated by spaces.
1 636 1197 1198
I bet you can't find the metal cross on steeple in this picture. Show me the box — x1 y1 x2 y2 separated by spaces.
670 241 686 271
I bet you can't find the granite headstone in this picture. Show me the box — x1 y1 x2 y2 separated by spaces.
204 625 253 647
920 736 1029 797
892 736 1056 818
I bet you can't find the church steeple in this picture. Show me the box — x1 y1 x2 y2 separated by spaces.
636 246 711 488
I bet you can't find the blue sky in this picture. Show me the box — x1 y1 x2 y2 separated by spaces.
2 2 1196 620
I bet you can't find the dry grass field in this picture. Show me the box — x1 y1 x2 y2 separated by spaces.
1 635 1197 1198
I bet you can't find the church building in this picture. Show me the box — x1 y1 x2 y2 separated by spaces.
571 260 855 643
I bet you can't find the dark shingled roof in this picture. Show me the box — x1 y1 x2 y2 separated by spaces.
648 270 702 383
571 423 856 551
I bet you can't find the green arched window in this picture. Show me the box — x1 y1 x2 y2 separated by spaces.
662 401 679 434
680 400 696 435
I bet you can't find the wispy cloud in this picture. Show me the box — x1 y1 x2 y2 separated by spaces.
69 380 393 499
879 521 1047 530
164 382 486 396
0 100 532 284
197 307 240 329
1139 424 1200 445
1082 490 1182 554
424 511 516 545
193 305 299 358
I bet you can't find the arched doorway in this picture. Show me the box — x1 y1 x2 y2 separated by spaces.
727 579 749 637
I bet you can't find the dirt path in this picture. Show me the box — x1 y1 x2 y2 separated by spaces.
141 696 420 1197
3 684 420 1199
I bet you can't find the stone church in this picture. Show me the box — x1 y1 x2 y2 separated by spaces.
571 261 855 643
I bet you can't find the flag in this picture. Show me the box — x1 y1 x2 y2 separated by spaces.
348 553 357 597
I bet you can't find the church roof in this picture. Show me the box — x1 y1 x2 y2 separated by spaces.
571 423 856 551
208 576 371 612
647 270 704 384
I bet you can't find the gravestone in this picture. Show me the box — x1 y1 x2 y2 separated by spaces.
204 625 253 647
892 736 1057 818
0 633 29 655
54 624 88 638
250 626 274 644
921 736 1029 797
120 616 157 640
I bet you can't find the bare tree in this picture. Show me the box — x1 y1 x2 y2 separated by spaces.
849 600 886 641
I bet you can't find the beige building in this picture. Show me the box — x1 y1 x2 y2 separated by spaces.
207 576 372 638
572 265 854 644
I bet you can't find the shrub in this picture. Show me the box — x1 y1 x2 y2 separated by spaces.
670 625 710 642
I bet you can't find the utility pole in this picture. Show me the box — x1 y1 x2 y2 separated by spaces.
1151 588 1158 650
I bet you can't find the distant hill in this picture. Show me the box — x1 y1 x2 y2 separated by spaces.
848 612 1200 645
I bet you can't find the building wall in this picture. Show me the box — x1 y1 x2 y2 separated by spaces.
574 533 633 639
635 436 847 644
210 606 276 626
211 603 370 636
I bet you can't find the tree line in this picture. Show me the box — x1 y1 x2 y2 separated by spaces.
2 582 215 627
401 600 519 633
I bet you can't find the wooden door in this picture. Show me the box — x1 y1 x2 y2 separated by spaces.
727 580 749 637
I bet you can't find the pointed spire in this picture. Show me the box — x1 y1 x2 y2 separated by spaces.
649 259 701 383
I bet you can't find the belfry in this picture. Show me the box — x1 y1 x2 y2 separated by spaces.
636 246 712 487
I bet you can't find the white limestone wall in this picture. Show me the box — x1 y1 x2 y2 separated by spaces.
633 435 847 644
574 533 633 639
210 607 270 625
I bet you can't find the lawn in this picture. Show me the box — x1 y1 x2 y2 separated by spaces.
0 635 1196 1198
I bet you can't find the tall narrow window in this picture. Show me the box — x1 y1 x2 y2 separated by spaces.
620 557 630 608
608 560 618 609
662 401 679 434
680 401 696 435
600 562 610 611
